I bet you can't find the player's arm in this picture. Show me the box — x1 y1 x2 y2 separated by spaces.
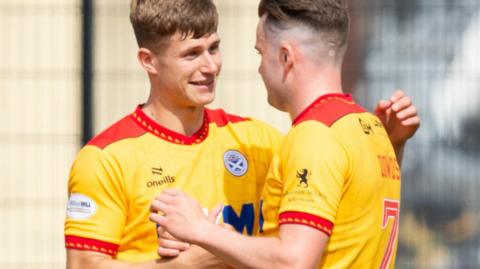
375 90 420 165
67 247 224 269
67 249 162 269
150 190 328 269
201 222 328 269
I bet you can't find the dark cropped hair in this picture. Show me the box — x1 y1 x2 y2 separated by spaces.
130 0 218 52
258 0 349 47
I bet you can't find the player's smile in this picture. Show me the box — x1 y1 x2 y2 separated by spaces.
190 77 216 91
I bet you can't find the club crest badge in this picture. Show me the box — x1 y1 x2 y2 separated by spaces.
296 168 310 188
224 150 248 177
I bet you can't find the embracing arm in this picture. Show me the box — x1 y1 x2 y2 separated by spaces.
67 246 225 269
195 223 328 269
149 190 329 269
67 249 169 269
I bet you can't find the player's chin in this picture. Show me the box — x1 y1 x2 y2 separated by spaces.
267 94 287 112
190 92 216 106
189 87 216 105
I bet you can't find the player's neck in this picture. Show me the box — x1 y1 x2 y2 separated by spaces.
288 68 343 121
142 98 205 137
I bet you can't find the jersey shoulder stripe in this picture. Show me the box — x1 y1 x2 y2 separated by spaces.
206 108 250 127
293 94 366 127
87 115 146 149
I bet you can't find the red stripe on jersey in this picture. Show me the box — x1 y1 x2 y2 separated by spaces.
132 105 210 145
88 115 146 149
279 211 334 236
65 235 119 256
206 108 249 127
293 93 366 127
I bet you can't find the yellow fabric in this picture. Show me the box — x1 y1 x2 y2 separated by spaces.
261 111 401 269
65 111 282 262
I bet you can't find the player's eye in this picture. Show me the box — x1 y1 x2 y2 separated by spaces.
209 42 220 54
183 50 201 60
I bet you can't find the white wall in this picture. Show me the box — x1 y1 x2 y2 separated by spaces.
0 0 81 268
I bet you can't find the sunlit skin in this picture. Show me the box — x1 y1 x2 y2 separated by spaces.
255 22 287 111
138 32 222 136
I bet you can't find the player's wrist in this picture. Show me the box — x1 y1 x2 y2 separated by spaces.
388 133 407 148
192 220 217 246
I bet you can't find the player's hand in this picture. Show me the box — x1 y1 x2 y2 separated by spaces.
156 225 190 257
375 90 420 146
149 189 222 244
155 202 223 257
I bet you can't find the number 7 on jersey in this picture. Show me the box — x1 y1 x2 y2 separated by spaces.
380 199 400 269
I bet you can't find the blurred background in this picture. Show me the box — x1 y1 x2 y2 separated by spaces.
0 0 479 268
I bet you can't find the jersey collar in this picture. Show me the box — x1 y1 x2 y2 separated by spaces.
292 93 354 126
131 105 209 145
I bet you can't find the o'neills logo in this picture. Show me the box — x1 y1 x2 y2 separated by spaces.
147 175 175 188
147 166 175 187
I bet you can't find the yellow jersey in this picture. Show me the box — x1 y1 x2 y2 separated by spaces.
260 94 401 269
65 105 283 262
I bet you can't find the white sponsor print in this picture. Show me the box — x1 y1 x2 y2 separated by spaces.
223 150 248 177
67 193 97 219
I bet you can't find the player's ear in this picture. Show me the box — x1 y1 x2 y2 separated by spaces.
137 48 159 75
279 42 295 75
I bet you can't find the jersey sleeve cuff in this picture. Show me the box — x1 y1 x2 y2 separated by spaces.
279 211 333 236
65 235 119 256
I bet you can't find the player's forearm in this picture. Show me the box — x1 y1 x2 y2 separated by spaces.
70 259 162 269
67 249 186 269
194 223 299 269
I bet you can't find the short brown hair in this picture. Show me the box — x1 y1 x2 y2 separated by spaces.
258 0 349 47
130 0 218 52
